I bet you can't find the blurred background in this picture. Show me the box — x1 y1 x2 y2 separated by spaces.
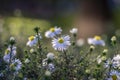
0 0 120 51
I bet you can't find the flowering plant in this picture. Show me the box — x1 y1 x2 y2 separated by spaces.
0 27 120 80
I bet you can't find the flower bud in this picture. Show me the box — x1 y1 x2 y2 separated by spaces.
9 37 15 45
70 28 78 34
30 49 35 53
47 53 54 60
85 69 90 74
45 70 51 76
111 36 117 45
102 49 108 55
24 58 30 64
89 45 95 52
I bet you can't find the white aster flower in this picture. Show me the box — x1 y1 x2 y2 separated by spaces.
113 55 120 61
45 27 62 38
26 36 38 47
108 70 120 80
76 38 85 47
47 52 55 60
48 63 55 72
27 34 42 47
10 59 22 71
52 35 71 51
104 59 112 68
70 28 78 34
112 54 120 68
88 36 105 46
3 46 16 63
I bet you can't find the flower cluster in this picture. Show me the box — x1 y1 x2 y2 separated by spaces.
1 37 22 79
1 26 120 80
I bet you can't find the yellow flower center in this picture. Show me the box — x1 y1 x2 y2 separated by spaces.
58 38 64 43
5 49 10 55
29 36 35 41
94 36 101 40
50 28 55 32
112 75 117 80
10 63 15 68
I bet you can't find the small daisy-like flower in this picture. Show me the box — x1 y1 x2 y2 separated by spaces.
76 38 85 47
45 27 62 38
108 70 120 80
52 35 71 51
113 55 120 61
104 59 112 68
11 59 22 71
26 36 37 47
48 63 55 72
88 36 105 46
47 52 55 60
26 34 42 47
3 46 16 63
112 54 120 68
70 28 78 34
10 59 22 71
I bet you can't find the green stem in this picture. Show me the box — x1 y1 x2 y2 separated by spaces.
8 45 13 80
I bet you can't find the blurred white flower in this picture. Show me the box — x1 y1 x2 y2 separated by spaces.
88 36 105 46
47 53 55 60
23 77 28 80
10 59 22 71
45 70 51 76
103 49 108 54
76 38 85 47
111 36 117 42
70 28 78 34
3 46 16 63
30 48 35 53
42 59 48 67
97 55 102 64
0 73 3 77
48 63 55 72
104 59 112 68
10 37 15 42
45 27 62 38
24 58 30 64
105 55 120 69
52 35 71 51
113 54 120 61
112 54 120 68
